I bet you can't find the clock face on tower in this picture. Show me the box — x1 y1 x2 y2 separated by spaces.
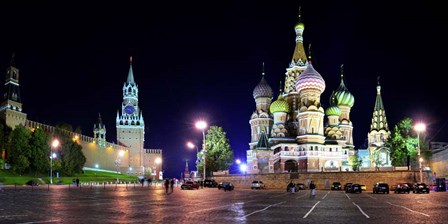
125 105 134 114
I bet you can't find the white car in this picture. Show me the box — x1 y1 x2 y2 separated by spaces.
251 180 265 189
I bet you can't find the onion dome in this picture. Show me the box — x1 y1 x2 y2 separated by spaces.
270 94 290 114
325 106 341 117
253 63 273 99
325 91 341 116
334 64 355 107
295 61 326 93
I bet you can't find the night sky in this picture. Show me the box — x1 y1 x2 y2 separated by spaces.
1 1 447 179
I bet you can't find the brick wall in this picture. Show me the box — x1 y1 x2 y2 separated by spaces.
213 171 428 191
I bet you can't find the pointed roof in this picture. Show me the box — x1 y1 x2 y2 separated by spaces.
370 77 389 131
10 52 16 67
127 56 135 84
255 131 270 150
290 7 307 67
95 113 105 129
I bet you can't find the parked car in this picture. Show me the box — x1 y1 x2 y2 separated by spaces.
296 183 306 190
220 182 234 191
25 180 39 186
331 182 342 190
204 179 218 188
344 183 353 193
181 181 199 190
394 183 411 194
251 180 265 189
373 182 389 194
413 183 430 194
360 184 367 191
347 184 362 193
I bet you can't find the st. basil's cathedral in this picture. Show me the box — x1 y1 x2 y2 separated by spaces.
246 12 391 174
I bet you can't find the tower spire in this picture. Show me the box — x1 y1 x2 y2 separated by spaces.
307 44 312 62
127 56 135 84
290 6 307 67
370 76 389 131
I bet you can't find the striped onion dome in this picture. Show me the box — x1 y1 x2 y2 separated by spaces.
253 75 273 99
295 62 326 93
334 72 354 107
270 94 290 114
325 106 342 116
325 91 341 116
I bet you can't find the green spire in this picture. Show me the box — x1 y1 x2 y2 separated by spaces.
370 76 389 131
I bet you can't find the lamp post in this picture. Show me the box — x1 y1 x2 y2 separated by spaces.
414 122 426 183
155 157 162 180
115 150 124 174
50 139 60 185
195 120 207 180
187 142 199 171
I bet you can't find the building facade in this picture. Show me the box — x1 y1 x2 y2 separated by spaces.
246 14 355 174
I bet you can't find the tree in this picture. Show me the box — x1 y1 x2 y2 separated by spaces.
387 118 418 167
54 123 86 176
349 154 362 171
371 149 387 171
197 126 233 176
7 125 32 174
28 128 49 175
61 139 86 176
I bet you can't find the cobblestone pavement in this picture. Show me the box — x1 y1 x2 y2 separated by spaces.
0 184 447 224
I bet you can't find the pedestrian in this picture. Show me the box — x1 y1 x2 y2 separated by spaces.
76 177 80 187
164 178 169 194
170 178 174 193
309 181 316 198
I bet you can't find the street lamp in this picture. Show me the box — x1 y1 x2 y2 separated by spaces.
155 157 162 180
115 150 124 174
187 142 199 171
195 120 207 180
50 139 60 184
414 122 426 183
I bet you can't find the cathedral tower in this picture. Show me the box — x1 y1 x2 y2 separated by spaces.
249 63 273 147
270 82 290 137
284 8 308 128
116 56 145 174
334 65 355 149
295 48 326 145
368 77 391 167
0 53 27 128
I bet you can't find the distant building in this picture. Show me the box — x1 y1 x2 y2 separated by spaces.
430 142 448 178
0 55 163 177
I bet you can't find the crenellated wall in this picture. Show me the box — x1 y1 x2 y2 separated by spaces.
213 171 430 191
25 120 162 176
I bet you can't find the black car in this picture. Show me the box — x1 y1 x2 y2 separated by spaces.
204 179 218 188
344 183 353 192
347 184 362 193
221 182 234 191
26 180 39 186
373 182 389 194
394 183 411 194
413 183 429 194
331 182 342 190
